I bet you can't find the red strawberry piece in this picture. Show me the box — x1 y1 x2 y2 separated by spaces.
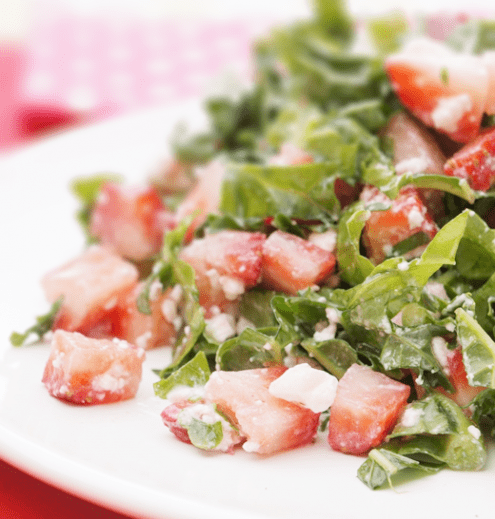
327 363 410 455
261 230 336 295
42 329 145 404
204 366 320 454
444 126 495 191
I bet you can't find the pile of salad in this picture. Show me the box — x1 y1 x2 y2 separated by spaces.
13 0 495 490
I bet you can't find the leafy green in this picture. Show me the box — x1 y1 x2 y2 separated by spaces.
216 328 282 371
220 161 340 222
389 394 486 471
71 173 123 241
336 204 373 286
178 415 224 450
10 297 63 346
301 337 357 378
358 446 441 490
154 351 210 399
456 308 495 388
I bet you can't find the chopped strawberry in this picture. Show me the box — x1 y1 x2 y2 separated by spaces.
268 143 361 209
327 364 410 455
433 341 485 410
360 185 438 264
180 230 265 310
109 283 178 350
261 230 336 295
150 159 195 195
385 38 489 143
42 245 139 334
384 111 446 218
161 400 195 445
482 51 495 116
204 366 320 454
42 329 145 404
334 178 363 209
161 399 244 453
444 126 495 191
175 159 226 241
89 183 174 262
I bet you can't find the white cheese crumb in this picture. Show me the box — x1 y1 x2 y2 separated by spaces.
268 363 338 413
308 229 338 253
242 441 261 453
431 94 472 133
135 331 152 350
432 336 450 375
92 372 127 392
166 384 205 403
395 156 430 175
400 406 424 428
468 425 481 440
161 298 178 323
313 323 337 342
219 275 245 300
205 313 236 343
407 207 424 230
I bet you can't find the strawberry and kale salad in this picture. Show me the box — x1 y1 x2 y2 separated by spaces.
13 0 495 489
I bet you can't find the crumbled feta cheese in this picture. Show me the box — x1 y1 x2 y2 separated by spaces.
92 371 127 392
432 336 450 375
407 206 424 229
135 331 152 350
178 402 242 452
268 363 338 413
242 441 261 453
308 229 338 253
400 406 424 428
431 94 472 133
468 425 481 440
219 275 245 300
395 156 430 175
161 298 178 323
205 313 236 343
166 384 205 403
313 324 337 342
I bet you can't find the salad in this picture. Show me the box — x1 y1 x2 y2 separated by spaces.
12 0 495 490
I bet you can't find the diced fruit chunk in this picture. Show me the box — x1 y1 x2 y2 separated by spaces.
89 182 174 261
110 283 178 350
42 330 145 404
444 126 495 191
433 341 485 409
384 111 446 218
180 230 265 310
327 363 410 455
360 185 438 264
161 399 244 453
261 230 336 295
175 159 226 241
42 245 139 334
385 38 488 143
204 366 320 454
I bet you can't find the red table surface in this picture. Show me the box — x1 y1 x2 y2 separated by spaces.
0 458 137 519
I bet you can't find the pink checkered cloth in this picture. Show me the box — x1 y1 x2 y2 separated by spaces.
0 14 272 151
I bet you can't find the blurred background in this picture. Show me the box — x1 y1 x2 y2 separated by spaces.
0 0 482 154
0 0 314 153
